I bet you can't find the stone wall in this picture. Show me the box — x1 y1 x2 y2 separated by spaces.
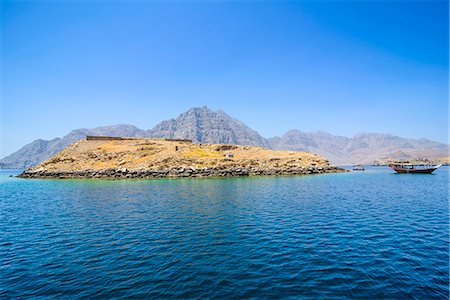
86 136 131 141
163 138 192 143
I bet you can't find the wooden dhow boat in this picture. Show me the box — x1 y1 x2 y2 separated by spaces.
352 164 365 171
388 163 442 174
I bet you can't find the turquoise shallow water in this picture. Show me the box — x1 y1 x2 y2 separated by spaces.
1 167 449 299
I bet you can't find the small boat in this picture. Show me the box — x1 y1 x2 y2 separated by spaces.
388 163 442 174
352 164 365 171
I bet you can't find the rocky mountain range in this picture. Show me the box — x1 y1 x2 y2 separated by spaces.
268 130 448 165
1 106 448 168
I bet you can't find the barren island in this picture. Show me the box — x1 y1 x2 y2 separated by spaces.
19 137 345 179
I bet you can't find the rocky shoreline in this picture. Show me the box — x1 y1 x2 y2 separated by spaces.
18 165 345 179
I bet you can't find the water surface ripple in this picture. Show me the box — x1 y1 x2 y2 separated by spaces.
1 167 448 298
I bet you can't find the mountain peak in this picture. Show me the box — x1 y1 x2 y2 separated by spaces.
184 106 214 114
284 129 305 135
149 107 270 147
353 132 395 139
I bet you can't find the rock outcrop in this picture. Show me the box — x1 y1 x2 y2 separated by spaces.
18 138 344 179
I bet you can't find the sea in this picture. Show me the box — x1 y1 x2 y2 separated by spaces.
1 167 448 299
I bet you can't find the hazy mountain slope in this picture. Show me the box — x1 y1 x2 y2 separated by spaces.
0 125 148 169
269 131 449 165
148 106 270 148
0 138 62 170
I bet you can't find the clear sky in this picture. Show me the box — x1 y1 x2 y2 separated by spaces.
1 0 448 158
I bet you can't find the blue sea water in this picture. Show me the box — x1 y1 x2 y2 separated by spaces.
1 167 448 299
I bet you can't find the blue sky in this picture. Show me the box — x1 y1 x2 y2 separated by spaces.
1 0 448 157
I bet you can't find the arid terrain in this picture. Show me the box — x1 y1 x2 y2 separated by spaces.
19 137 344 179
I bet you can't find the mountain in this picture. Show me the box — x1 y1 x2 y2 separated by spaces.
0 125 148 169
148 106 270 148
268 130 449 165
1 106 448 168
1 107 269 169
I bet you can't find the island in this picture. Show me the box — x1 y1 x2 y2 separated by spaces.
18 136 346 179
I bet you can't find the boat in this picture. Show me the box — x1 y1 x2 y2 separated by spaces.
388 163 442 174
352 164 365 171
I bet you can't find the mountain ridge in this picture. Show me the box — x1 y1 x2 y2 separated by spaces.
269 129 448 165
1 106 448 168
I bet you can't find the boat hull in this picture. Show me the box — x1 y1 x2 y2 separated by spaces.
389 164 441 174
391 168 436 174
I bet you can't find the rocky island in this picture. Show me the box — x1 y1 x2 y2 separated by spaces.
18 137 345 179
